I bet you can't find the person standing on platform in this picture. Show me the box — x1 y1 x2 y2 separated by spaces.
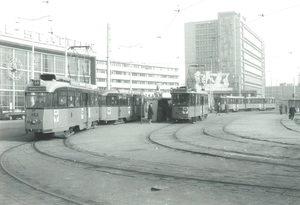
289 105 296 120
148 103 154 124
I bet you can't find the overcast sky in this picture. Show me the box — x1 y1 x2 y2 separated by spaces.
1 0 300 86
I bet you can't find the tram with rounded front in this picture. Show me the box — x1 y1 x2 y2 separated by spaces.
170 87 209 123
25 74 99 137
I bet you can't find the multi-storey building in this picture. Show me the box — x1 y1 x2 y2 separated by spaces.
185 11 265 97
96 60 180 96
265 84 300 102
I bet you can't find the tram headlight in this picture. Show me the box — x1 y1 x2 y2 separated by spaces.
26 119 42 125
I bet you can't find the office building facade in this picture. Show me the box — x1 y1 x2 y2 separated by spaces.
96 60 180 96
185 11 265 97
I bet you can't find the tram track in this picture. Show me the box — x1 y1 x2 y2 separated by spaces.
146 113 300 168
144 122 300 192
0 141 85 205
28 134 300 193
2 115 300 203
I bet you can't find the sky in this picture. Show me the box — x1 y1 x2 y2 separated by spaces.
1 0 300 86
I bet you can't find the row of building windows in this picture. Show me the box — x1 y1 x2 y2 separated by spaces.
195 23 217 29
97 60 178 72
97 78 179 86
195 29 217 35
196 35 217 40
196 46 218 51
196 40 217 46
96 69 179 79
132 81 178 86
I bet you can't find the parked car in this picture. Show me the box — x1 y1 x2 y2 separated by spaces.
0 113 10 120
6 109 25 120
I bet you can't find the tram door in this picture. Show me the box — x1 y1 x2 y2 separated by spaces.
82 93 89 129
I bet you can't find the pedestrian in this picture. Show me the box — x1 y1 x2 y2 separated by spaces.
225 102 229 114
279 103 283 115
148 103 154 124
216 102 220 115
167 103 172 122
285 105 288 114
0 104 3 114
289 105 296 120
157 106 163 122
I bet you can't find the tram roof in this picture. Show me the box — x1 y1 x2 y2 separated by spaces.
98 89 142 96
25 77 98 93
170 88 208 94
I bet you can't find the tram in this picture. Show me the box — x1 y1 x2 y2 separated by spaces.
25 74 99 137
98 90 143 123
170 87 209 123
217 96 275 112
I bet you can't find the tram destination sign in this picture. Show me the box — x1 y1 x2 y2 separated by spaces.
28 87 46 91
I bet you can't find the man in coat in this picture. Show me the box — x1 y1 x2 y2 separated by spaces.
289 105 296 120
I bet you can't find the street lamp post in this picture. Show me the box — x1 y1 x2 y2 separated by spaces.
17 15 51 80
119 43 142 91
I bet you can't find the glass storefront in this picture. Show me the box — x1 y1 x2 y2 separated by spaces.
0 45 92 112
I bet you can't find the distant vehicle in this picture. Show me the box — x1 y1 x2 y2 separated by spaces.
216 96 276 112
6 109 25 120
0 113 10 120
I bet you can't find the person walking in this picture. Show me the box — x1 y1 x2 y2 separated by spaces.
289 105 296 120
148 103 154 124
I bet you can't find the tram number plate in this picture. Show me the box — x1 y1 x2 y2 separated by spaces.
32 112 39 117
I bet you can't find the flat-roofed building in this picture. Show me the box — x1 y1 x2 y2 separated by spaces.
185 11 265 97
96 60 180 96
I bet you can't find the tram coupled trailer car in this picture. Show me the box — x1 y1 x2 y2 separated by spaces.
219 96 244 112
98 90 144 124
170 87 209 123
25 74 99 137
263 97 276 110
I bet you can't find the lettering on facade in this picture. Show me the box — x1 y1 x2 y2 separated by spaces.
0 24 95 49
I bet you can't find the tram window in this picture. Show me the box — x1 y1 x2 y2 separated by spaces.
58 96 67 107
107 96 118 106
82 93 88 106
135 97 140 105
99 96 106 106
121 96 128 106
74 91 81 107
90 93 95 106
190 94 195 106
26 92 49 108
95 93 98 106
68 92 75 107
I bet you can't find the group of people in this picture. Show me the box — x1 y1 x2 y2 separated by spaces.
147 102 172 124
279 103 297 120
215 102 229 115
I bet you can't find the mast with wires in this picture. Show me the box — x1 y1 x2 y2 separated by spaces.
68 46 92 84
